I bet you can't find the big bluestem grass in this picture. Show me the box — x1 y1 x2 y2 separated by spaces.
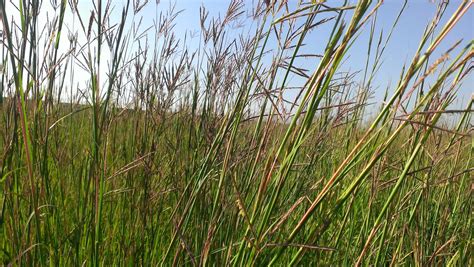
0 0 472 265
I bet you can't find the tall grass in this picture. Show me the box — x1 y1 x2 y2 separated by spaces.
0 0 472 265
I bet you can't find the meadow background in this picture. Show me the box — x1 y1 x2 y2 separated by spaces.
0 0 473 265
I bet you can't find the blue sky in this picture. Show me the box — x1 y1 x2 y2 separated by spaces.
2 0 472 110
143 0 473 109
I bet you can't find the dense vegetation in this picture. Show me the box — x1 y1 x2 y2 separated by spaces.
0 0 472 265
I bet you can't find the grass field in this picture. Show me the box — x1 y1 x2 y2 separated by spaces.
0 0 473 265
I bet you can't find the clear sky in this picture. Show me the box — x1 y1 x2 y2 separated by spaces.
147 0 473 108
2 0 473 110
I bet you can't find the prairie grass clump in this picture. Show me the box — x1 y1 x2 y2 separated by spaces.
0 0 472 265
